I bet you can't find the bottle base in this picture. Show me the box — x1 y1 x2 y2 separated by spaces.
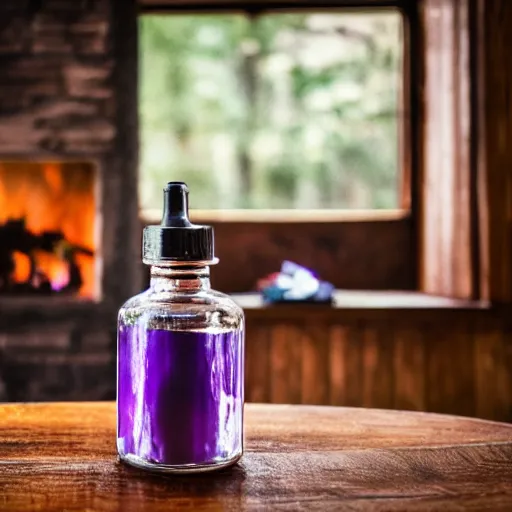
119 451 243 474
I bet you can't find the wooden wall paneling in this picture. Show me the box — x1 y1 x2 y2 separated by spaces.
270 324 288 403
287 325 302 404
342 323 363 408
420 0 474 299
393 325 426 411
269 324 302 404
329 324 363 407
474 321 512 421
361 323 394 409
426 320 475 416
453 0 473 297
421 0 453 296
328 325 349 406
244 310 512 421
301 324 329 405
245 320 271 403
476 0 512 303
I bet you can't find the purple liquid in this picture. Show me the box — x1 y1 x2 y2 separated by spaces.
117 324 244 467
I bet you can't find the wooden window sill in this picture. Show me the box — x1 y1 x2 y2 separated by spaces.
141 209 408 224
234 290 496 321
233 290 489 310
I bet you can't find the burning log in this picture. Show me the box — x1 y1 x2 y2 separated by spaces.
0 218 94 295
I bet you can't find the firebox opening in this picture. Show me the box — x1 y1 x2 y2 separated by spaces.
0 161 98 299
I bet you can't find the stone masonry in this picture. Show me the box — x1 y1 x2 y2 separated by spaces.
0 0 140 401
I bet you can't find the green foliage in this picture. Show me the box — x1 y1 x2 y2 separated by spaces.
266 162 299 207
139 12 402 210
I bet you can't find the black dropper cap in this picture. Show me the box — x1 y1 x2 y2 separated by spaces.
142 182 215 265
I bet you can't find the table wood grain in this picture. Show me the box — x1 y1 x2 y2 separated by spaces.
0 403 512 510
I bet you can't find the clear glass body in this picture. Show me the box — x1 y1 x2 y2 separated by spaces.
117 265 245 473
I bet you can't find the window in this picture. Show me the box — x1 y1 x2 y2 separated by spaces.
139 9 404 212
137 0 414 294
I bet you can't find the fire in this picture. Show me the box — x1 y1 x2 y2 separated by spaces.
0 162 96 298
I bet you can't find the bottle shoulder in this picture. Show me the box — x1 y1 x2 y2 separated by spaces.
120 287 241 312
118 287 244 332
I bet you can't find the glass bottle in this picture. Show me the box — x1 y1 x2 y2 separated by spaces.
117 182 245 473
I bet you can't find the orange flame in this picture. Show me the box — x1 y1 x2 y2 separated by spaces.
0 162 96 298
12 252 31 282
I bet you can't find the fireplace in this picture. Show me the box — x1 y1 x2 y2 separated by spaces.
0 0 140 402
0 161 97 298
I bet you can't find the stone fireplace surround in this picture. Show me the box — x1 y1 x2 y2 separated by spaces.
0 0 140 401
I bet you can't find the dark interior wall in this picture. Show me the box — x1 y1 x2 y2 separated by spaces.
0 0 140 402
139 217 416 293
208 218 415 293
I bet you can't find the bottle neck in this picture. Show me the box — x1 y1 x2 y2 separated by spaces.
150 265 211 293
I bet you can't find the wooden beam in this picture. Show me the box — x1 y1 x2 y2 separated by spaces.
475 0 512 303
139 0 404 12
419 0 474 299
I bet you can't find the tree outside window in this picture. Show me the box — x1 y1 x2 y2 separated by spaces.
139 11 402 211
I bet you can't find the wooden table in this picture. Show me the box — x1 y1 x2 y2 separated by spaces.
1 403 512 511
